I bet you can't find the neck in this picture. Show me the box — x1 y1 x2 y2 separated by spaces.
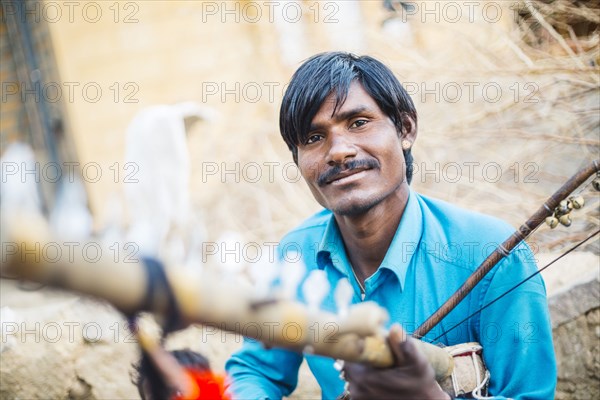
334 186 410 284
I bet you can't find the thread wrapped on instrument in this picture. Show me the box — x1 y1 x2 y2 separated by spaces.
139 257 182 333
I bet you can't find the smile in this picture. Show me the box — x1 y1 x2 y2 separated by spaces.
328 169 369 185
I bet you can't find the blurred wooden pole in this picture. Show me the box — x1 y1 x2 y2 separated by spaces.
1 211 453 381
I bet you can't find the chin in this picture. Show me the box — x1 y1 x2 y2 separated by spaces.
325 184 405 216
329 197 383 216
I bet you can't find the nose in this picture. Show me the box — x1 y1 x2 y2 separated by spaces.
325 131 358 166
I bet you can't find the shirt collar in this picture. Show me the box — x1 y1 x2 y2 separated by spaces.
379 189 424 289
316 189 424 290
316 213 349 274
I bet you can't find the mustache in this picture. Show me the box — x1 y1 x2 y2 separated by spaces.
317 158 380 186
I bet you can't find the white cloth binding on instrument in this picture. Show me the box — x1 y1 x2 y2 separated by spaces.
440 342 492 398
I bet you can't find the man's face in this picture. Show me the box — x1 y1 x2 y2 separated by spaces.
296 81 415 216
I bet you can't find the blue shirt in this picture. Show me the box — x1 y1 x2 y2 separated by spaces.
226 191 556 399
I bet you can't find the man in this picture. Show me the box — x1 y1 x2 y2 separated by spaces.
226 52 556 399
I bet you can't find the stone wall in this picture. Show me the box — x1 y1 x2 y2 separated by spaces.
550 275 600 400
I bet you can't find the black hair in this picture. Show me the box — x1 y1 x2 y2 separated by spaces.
134 349 211 400
279 52 417 184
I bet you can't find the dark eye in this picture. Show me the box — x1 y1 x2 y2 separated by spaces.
350 119 368 128
306 134 324 145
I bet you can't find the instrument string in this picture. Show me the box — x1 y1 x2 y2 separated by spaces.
423 228 600 344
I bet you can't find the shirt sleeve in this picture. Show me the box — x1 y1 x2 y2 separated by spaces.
476 244 557 399
225 338 304 400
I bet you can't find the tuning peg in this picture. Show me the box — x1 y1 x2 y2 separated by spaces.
218 231 246 277
302 270 330 313
334 278 354 318
249 259 279 299
280 251 306 300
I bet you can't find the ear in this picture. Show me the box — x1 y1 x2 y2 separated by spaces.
399 113 417 144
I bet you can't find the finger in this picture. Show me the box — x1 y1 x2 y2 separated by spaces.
387 324 409 365
343 361 368 381
343 363 370 397
388 324 429 369
388 323 408 345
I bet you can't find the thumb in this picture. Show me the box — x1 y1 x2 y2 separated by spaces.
388 324 424 367
387 324 408 364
